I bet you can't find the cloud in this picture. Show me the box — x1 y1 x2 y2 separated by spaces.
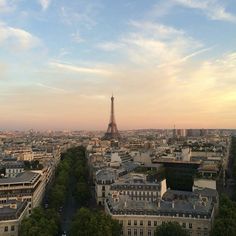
80 94 106 100
97 20 203 68
71 31 84 43
36 83 68 94
97 42 124 51
0 0 15 13
173 0 236 23
49 61 111 76
119 21 202 67
157 46 214 68
38 0 51 11
60 4 97 28
129 20 185 38
0 22 40 50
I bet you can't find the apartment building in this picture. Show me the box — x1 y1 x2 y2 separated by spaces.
0 200 29 236
0 171 46 212
105 188 218 236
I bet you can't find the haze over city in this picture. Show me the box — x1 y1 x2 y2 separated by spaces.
1 0 236 130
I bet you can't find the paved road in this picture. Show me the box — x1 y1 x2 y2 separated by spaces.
222 137 235 199
60 175 78 235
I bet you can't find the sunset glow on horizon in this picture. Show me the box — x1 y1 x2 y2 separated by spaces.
0 0 236 130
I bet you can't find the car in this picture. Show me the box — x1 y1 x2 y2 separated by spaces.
59 206 63 213
61 231 66 236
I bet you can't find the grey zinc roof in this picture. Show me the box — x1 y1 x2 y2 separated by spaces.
0 171 40 185
107 188 216 217
0 200 28 220
96 169 117 181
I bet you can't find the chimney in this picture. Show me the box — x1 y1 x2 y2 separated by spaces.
172 201 175 208
10 203 17 209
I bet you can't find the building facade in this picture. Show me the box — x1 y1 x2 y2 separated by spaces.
0 200 29 236
105 188 218 236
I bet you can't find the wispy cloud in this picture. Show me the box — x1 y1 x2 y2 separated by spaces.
122 20 202 67
71 31 84 43
173 0 236 23
60 4 97 28
38 0 51 11
0 0 15 13
0 22 40 50
97 20 202 68
80 94 106 100
129 20 185 37
49 61 111 76
150 0 236 23
157 46 215 68
97 42 124 51
36 83 68 93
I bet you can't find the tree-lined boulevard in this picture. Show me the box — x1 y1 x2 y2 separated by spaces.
19 147 121 236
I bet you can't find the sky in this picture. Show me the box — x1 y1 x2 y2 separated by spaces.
0 0 236 130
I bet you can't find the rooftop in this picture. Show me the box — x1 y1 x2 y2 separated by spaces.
106 188 217 218
96 168 117 182
0 200 28 221
0 171 40 185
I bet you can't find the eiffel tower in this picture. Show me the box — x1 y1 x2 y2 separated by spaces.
103 95 121 140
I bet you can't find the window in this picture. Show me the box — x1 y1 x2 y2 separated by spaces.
134 220 137 226
102 186 105 191
148 221 151 226
140 220 143 226
128 220 131 226
11 226 15 231
102 192 105 197
148 229 152 236
140 229 144 236
134 229 137 236
4 226 8 232
189 223 192 229
128 229 131 236
182 223 186 228
154 221 157 226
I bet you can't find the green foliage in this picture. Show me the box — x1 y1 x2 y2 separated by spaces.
20 146 88 236
229 136 236 200
211 194 236 236
71 146 91 206
75 181 90 205
154 222 190 236
231 137 236 180
19 207 59 236
69 208 122 236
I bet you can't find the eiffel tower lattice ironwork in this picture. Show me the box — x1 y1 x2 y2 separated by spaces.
103 95 121 140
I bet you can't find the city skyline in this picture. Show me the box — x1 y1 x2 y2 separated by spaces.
0 0 236 130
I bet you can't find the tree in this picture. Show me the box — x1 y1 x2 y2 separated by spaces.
20 207 59 236
75 181 90 205
69 208 122 236
154 222 190 236
211 195 236 236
